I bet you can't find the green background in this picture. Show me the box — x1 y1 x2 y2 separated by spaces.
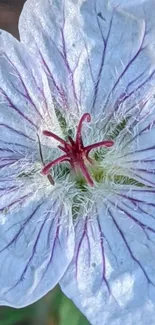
0 286 90 325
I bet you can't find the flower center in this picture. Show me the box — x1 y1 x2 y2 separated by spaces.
41 113 114 186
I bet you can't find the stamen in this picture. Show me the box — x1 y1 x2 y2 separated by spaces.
47 174 55 185
43 130 71 148
78 159 94 187
37 133 55 185
41 113 114 186
58 145 67 153
85 140 114 154
68 136 75 146
76 113 91 149
42 154 70 175
85 152 94 164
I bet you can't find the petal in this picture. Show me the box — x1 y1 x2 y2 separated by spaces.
114 105 155 187
19 0 84 115
0 30 61 147
0 188 74 307
60 186 155 325
0 30 62 177
19 0 155 120
0 31 46 132
111 0 152 15
0 31 74 307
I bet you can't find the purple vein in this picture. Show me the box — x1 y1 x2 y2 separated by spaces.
0 88 37 128
0 201 42 253
75 217 91 278
4 53 44 120
0 123 35 142
91 14 113 111
104 23 146 109
6 216 48 293
109 199 155 242
108 206 154 286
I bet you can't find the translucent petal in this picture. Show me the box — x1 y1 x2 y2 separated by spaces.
0 190 74 307
19 0 155 121
60 186 155 324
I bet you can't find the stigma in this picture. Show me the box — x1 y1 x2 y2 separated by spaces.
41 113 114 186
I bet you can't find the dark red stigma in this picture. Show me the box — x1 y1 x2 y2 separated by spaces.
41 113 114 186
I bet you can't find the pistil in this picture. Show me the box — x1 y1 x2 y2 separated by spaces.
41 113 114 186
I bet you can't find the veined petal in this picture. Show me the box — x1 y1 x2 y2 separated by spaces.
20 0 155 121
19 0 84 115
60 186 155 325
0 31 74 307
78 0 155 119
111 0 153 18
0 187 74 307
0 30 61 148
0 30 62 179
0 31 44 131
113 104 155 187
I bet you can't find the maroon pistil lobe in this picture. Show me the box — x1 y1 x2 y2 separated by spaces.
41 113 114 186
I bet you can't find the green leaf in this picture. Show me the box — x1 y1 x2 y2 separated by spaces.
0 306 33 325
59 294 90 325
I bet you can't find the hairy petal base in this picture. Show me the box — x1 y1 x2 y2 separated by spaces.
113 104 155 187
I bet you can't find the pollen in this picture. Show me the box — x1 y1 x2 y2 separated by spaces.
41 113 114 186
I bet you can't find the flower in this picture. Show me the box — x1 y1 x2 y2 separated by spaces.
0 0 155 323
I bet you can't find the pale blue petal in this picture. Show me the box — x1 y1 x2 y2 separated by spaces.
19 0 84 115
60 187 155 325
0 30 61 177
0 31 51 135
115 105 155 187
0 193 74 307
0 31 74 307
19 0 155 120
111 0 152 15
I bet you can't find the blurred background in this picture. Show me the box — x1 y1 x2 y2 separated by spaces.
0 1 90 324
0 0 25 38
